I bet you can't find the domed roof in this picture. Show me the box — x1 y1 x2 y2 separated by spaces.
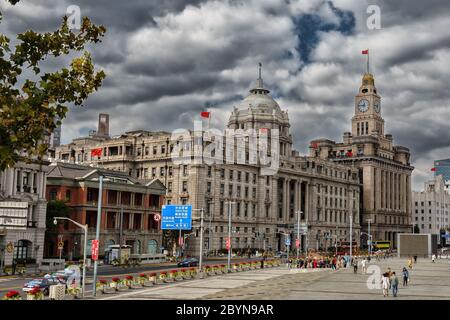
362 73 375 86
236 63 281 114
238 91 281 114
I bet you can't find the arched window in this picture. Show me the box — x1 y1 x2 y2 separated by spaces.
14 240 32 261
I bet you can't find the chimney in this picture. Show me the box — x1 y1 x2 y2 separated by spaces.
97 113 109 137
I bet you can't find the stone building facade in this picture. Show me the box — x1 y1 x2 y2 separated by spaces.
412 175 450 245
310 72 414 248
0 160 49 269
54 69 361 256
45 162 165 259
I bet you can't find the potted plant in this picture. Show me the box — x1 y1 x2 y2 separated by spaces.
96 279 108 294
110 277 121 291
27 287 44 300
2 290 22 300
3 265 13 276
148 272 157 285
123 275 133 288
159 271 168 282
67 285 81 299
166 269 177 282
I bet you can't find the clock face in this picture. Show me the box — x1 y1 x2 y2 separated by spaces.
358 99 369 112
374 100 381 113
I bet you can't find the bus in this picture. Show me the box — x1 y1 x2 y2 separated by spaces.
334 241 358 256
372 240 391 251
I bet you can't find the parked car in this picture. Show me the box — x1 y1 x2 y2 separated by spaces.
51 268 83 285
23 277 59 295
177 257 199 267
274 251 287 258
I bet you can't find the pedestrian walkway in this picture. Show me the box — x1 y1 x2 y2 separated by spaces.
98 267 331 300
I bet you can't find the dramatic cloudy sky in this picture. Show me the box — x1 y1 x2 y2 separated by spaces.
2 0 450 190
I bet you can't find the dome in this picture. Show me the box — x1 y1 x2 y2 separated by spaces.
236 63 281 114
362 73 375 86
237 91 281 114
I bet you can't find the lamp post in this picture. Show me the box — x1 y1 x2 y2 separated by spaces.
349 211 353 262
53 217 88 298
367 219 372 257
192 208 205 273
91 175 111 297
225 201 235 272
296 210 302 260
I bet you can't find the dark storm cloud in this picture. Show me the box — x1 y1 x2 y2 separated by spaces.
2 0 450 190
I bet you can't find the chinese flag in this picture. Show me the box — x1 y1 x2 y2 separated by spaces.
310 142 318 149
91 148 102 157
347 151 353 157
431 168 436 172
200 111 210 118
362 49 369 55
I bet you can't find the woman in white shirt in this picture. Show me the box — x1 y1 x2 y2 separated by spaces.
381 273 390 297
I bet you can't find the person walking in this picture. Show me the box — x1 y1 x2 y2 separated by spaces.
361 257 367 274
432 254 436 263
413 255 417 264
402 267 409 286
408 257 413 269
391 272 399 297
353 258 358 274
381 272 390 297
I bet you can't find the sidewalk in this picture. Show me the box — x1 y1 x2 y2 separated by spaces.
96 266 331 300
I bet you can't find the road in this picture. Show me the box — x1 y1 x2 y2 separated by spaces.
0 257 257 299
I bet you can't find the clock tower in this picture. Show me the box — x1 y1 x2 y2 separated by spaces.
351 73 384 137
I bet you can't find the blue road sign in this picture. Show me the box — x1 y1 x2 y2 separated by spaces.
161 205 192 230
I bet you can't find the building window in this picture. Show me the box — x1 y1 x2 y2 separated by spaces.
168 182 172 193
207 166 212 177
65 190 71 201
229 170 233 180
50 189 57 201
182 181 188 192
183 165 188 176
153 146 157 155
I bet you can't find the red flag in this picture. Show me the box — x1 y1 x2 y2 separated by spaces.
431 168 436 172
310 142 318 149
91 148 102 157
260 128 268 133
347 151 353 157
200 111 210 118
362 49 369 55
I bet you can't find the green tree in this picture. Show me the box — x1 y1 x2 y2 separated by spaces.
0 0 106 170
46 200 70 231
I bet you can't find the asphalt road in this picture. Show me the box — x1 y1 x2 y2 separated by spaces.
0 257 257 299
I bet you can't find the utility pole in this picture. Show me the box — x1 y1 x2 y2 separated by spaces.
349 211 353 262
225 201 235 272
119 207 123 264
367 219 372 258
192 208 205 273
92 175 103 297
296 210 301 260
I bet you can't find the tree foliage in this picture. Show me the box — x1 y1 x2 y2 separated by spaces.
46 199 70 231
0 0 106 170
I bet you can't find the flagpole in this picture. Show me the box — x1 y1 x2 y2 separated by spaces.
367 50 370 74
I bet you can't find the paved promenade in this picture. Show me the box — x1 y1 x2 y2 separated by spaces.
99 257 450 300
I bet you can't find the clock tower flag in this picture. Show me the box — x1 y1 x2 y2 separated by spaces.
362 49 370 73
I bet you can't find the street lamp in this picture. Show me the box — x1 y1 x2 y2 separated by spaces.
224 201 236 272
91 175 111 297
192 208 205 274
53 217 88 298
366 219 372 257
